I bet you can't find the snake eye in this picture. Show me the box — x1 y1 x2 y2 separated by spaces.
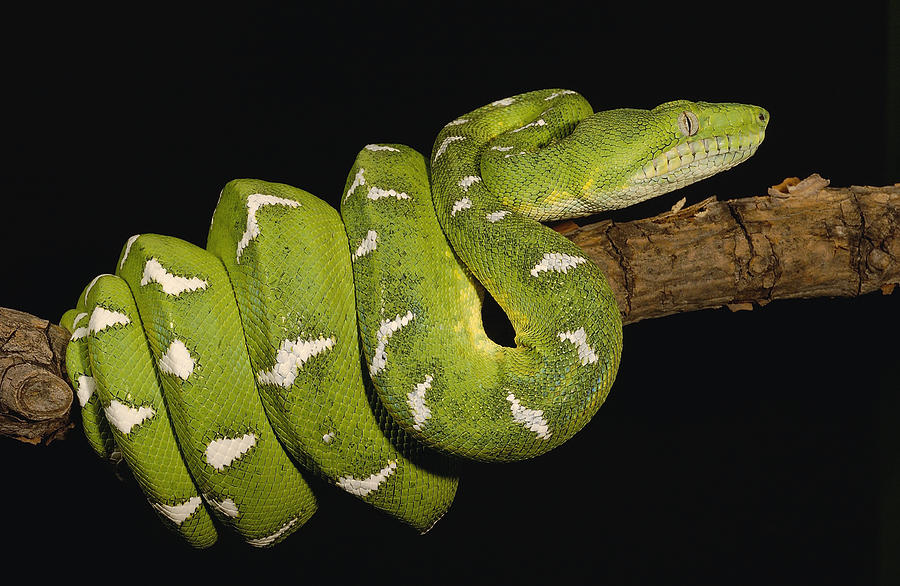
678 111 699 137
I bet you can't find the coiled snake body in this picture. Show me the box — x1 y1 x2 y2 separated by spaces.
60 89 768 547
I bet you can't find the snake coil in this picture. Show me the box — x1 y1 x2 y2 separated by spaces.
60 89 768 547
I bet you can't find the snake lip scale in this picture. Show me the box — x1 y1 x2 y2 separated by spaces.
634 131 765 181
59 88 768 547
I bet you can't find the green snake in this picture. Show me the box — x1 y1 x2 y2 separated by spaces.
58 89 768 547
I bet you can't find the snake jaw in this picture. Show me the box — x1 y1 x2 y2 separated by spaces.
635 128 766 183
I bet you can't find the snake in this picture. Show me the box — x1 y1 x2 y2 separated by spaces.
58 89 768 547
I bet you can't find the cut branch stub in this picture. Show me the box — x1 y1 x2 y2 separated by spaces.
0 307 74 444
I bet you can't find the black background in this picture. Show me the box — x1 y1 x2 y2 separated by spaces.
2 3 898 584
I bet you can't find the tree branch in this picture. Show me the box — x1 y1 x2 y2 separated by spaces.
559 174 899 324
0 307 74 444
2 175 897 443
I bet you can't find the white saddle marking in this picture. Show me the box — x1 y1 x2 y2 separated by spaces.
88 306 131 334
336 460 398 497
434 136 465 162
120 235 140 269
257 335 336 388
512 118 546 133
207 496 240 519
151 496 202 525
205 432 257 471
353 230 378 259
364 144 400 152
407 374 434 431
70 311 89 341
104 400 155 435
246 517 300 548
141 258 208 295
366 186 409 201
506 393 551 440
158 339 195 380
369 311 415 375
486 210 509 223
345 167 366 200
236 193 301 262
451 197 472 216
558 327 599 365
75 375 96 407
457 175 481 192
529 252 587 277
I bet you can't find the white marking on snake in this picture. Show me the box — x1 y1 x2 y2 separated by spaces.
141 258 208 296
82 274 110 303
506 393 551 439
486 210 510 223
70 312 89 341
544 90 576 100
364 144 400 152
210 189 224 228
205 432 257 471
207 496 240 518
345 167 366 201
407 374 434 431
88 306 131 334
370 311 415 375
158 339 195 380
458 175 481 192
247 517 299 548
322 431 335 444
257 336 336 388
491 97 515 106
450 197 472 216
120 235 140 269
512 119 546 133
434 136 465 161
491 145 513 151
529 252 587 277
445 118 468 126
558 327 599 365
353 230 378 259
75 375 96 407
336 460 398 497
104 400 156 435
236 193 301 262
504 151 527 158
366 186 410 201
151 496 202 525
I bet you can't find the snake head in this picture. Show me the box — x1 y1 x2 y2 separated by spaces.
479 94 769 219
591 100 769 209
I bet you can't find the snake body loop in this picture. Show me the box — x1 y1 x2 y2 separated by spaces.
60 89 768 547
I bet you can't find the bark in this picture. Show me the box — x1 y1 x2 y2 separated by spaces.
1 175 897 444
0 307 74 444
558 174 899 324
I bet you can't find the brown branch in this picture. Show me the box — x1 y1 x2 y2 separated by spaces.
1 174 897 444
560 174 899 325
0 307 74 444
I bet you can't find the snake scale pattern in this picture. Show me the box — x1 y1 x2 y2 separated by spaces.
59 89 768 547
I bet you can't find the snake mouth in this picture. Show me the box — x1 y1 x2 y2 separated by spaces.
632 129 766 185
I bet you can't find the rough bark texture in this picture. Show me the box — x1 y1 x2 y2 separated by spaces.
1 175 897 444
0 307 74 444
560 175 899 324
